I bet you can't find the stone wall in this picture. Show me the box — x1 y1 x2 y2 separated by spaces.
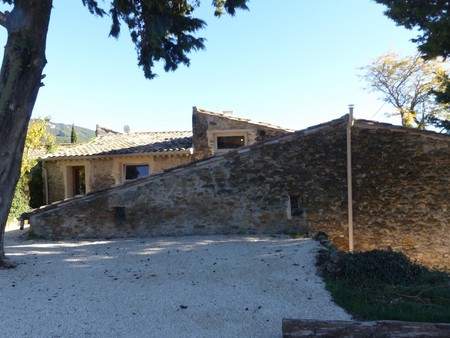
352 123 449 270
43 161 65 203
192 107 291 160
89 158 115 192
313 121 450 270
30 118 348 239
30 117 450 271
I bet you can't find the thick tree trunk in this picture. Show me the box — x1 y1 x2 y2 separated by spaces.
0 0 52 267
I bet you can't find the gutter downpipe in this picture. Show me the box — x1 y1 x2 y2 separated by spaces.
42 159 49 206
347 105 354 252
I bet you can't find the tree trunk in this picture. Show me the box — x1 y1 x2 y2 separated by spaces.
0 0 52 267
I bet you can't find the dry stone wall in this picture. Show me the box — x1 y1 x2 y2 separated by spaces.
313 121 450 270
352 123 449 270
192 108 290 160
29 118 450 271
30 118 349 240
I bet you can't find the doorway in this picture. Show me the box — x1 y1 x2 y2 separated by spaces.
69 166 86 197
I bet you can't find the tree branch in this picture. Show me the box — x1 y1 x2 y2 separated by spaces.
0 11 8 29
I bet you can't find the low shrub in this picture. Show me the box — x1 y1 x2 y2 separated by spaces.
316 237 450 323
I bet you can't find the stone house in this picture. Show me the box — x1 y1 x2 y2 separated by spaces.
26 114 450 271
40 130 193 204
39 107 291 205
192 107 293 160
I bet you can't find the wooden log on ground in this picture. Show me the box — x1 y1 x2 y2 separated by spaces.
282 319 450 338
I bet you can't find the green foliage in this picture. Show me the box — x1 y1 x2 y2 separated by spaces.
317 248 450 322
22 118 56 175
427 115 450 133
70 123 78 144
28 162 44 208
212 0 249 16
8 118 55 219
80 0 249 79
374 0 450 59
327 249 427 286
375 0 450 108
8 175 30 221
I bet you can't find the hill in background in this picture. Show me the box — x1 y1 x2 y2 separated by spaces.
44 121 95 144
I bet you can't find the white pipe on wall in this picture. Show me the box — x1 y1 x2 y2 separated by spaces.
42 160 49 205
347 105 354 252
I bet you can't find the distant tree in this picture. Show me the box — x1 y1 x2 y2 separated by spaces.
0 1 249 268
70 124 78 144
361 52 449 129
374 0 450 129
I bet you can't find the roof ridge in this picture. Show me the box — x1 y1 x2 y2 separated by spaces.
193 107 294 132
353 119 450 140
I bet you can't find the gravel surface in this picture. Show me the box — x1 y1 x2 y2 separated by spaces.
1 227 350 337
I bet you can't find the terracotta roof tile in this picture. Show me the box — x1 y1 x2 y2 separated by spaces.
42 131 193 159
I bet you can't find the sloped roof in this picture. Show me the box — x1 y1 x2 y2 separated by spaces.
194 107 295 132
41 131 193 160
26 147 49 160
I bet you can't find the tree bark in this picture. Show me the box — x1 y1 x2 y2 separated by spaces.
0 0 52 267
282 319 450 338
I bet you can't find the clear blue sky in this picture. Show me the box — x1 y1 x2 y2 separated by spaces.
1 0 419 132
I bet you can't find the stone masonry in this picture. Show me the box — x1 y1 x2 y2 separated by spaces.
27 116 450 271
192 107 291 160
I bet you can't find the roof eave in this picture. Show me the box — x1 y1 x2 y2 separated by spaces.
40 149 193 161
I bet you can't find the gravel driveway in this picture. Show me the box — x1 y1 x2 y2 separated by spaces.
1 227 350 337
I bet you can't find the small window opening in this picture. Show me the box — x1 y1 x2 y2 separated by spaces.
216 135 246 150
125 164 149 180
114 207 126 222
290 195 302 217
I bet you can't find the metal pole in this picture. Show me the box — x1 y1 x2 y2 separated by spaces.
347 105 354 252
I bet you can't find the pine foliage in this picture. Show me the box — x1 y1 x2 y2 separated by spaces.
80 0 249 79
374 0 450 59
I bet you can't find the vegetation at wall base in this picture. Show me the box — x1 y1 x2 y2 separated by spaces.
8 175 31 222
315 234 450 323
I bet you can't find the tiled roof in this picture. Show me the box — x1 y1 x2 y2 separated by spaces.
194 107 295 132
41 131 193 159
26 147 49 160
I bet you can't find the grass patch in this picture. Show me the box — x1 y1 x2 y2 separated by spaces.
316 239 450 323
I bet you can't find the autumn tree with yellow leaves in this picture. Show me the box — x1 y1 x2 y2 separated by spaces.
8 119 55 222
361 52 450 130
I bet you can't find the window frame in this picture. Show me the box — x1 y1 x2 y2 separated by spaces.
123 163 150 181
213 131 249 153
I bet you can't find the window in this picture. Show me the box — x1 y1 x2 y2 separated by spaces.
290 195 302 217
125 164 149 180
216 135 246 150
